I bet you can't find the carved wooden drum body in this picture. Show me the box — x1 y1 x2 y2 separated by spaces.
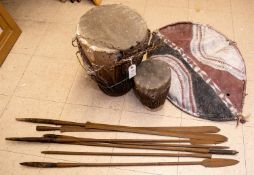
75 4 150 96
134 59 171 109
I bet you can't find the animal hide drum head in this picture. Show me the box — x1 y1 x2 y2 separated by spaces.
148 22 246 121
78 4 148 51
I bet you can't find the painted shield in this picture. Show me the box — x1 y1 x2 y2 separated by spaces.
148 22 246 121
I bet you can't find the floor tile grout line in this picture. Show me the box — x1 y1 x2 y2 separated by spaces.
123 106 181 116
1 149 46 159
242 125 248 175
188 7 232 14
12 93 123 112
17 53 76 62
62 63 80 106
114 167 166 175
12 93 183 119
112 167 163 175
180 116 240 126
13 93 119 111
0 94 10 115
243 125 254 128
229 0 236 41
176 112 184 175
11 53 78 63
7 51 33 57
187 3 190 22
14 94 66 104
14 17 82 27
142 0 148 17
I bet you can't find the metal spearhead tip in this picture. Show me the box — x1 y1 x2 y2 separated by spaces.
209 149 239 155
20 162 57 168
202 158 239 168
16 118 28 121
16 118 42 123
5 137 20 141
232 150 239 155
16 118 39 123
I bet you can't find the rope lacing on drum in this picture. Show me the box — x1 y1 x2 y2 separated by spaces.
73 33 164 89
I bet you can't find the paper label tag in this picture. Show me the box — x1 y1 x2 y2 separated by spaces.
128 64 136 79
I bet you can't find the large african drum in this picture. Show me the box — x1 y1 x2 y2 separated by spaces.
75 4 150 96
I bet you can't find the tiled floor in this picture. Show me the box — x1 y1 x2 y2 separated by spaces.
0 0 253 175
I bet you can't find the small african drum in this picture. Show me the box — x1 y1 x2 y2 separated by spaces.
75 4 150 96
134 59 171 109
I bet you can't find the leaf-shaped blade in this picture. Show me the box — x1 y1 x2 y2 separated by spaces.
202 158 239 167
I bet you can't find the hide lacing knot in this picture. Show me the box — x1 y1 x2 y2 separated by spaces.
236 113 249 126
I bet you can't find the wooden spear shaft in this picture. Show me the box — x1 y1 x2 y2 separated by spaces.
5 137 238 155
5 137 209 153
102 142 228 149
16 118 226 143
35 125 220 133
36 126 109 132
42 134 192 143
85 122 227 143
42 133 221 145
41 151 212 158
43 134 222 145
43 134 229 149
16 118 220 133
20 158 239 168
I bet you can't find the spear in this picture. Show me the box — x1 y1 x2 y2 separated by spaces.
16 118 226 143
41 133 220 145
20 158 239 168
43 133 192 143
84 122 227 143
36 126 108 132
5 137 238 155
16 118 220 133
35 125 220 133
41 150 212 158
43 134 229 149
